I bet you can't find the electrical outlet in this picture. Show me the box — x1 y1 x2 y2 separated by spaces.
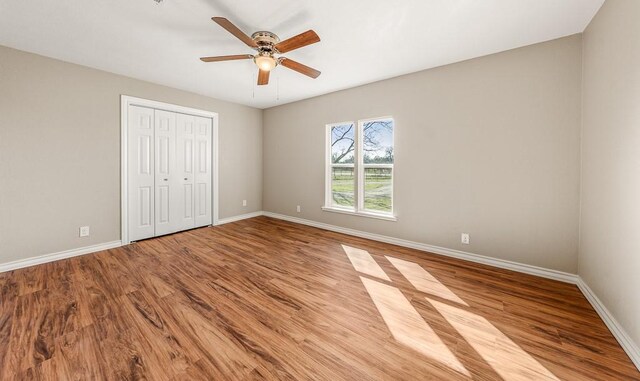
461 233 470 245
242 200 247 207
296 205 301 213
80 226 90 237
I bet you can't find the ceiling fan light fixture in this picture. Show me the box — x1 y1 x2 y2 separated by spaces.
255 55 276 71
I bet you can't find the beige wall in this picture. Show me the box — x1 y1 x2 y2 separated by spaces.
0 45 262 264
263 35 583 273
580 0 640 346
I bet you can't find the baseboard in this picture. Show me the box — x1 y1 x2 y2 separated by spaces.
0 240 122 273
576 278 640 370
1 212 636 370
262 212 578 284
262 211 639 370
216 211 265 225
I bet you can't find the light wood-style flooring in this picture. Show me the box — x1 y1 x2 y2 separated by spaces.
0 216 638 380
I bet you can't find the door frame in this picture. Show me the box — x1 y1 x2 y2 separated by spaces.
120 95 219 245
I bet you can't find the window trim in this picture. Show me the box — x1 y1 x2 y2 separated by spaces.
321 206 398 221
324 117 396 221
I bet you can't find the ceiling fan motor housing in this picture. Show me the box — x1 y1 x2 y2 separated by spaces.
251 31 281 55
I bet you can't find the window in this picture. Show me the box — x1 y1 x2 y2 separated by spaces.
324 117 395 220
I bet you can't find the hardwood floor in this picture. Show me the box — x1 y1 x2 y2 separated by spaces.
0 216 638 380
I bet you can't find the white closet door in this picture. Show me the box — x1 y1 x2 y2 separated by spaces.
154 110 179 236
128 104 212 242
127 106 155 241
194 116 213 227
176 114 196 232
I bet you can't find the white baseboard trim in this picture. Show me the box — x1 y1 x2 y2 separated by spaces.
1 212 637 370
262 211 639 371
263 211 640 370
576 278 640 370
263 212 578 283
0 240 122 273
216 211 265 225
0 210 267 273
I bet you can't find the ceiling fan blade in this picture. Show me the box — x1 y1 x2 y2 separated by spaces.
212 17 257 48
257 69 270 86
279 58 321 79
200 54 253 62
274 30 320 53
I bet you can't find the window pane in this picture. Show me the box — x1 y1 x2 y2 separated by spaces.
364 167 392 213
362 119 393 164
331 123 355 164
332 166 355 208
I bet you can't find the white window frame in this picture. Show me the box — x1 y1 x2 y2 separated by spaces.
323 117 396 221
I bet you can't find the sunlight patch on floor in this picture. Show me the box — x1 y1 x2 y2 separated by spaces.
428 298 560 381
360 276 471 377
386 256 469 306
343 245 560 381
342 245 391 281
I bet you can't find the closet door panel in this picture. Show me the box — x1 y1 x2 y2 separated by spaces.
128 106 155 241
154 110 178 236
176 114 196 231
194 117 213 227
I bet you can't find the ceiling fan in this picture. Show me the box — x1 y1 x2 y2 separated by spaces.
200 17 321 86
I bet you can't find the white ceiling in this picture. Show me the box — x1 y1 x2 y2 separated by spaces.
0 0 603 109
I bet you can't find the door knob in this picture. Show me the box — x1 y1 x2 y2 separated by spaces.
163 178 168 181
184 178 188 180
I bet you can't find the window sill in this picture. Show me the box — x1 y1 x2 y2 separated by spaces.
321 206 397 222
